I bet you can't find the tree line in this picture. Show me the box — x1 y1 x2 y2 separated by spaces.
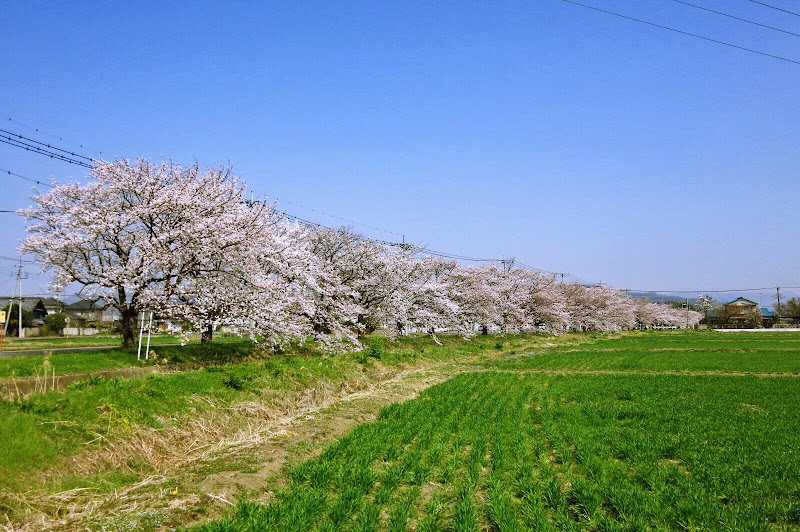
20 159 702 348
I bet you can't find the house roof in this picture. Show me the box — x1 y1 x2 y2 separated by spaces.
65 299 104 311
726 297 757 306
0 297 48 313
39 297 66 308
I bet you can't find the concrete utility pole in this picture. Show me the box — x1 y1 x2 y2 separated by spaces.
777 287 781 324
15 260 24 338
685 298 689 329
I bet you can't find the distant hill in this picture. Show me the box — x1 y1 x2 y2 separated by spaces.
628 292 688 304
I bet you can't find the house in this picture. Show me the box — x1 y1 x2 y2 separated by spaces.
0 297 49 323
64 299 121 328
40 297 66 315
708 297 774 328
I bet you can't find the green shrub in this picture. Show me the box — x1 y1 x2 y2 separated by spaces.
222 373 250 391
366 337 385 360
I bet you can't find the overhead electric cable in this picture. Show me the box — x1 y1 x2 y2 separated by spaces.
0 128 95 163
282 199 405 238
5 117 105 156
0 255 36 264
748 0 800 18
0 134 93 168
558 0 800 65
626 286 800 293
672 0 800 37
268 201 507 262
0 167 55 188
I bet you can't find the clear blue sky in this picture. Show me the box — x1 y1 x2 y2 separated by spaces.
2 0 798 299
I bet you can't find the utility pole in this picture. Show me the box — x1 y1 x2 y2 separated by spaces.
685 298 689 329
777 287 781 324
12 260 25 338
501 258 515 273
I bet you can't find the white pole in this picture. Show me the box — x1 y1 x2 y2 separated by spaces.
145 311 153 360
137 311 146 360
16 260 23 338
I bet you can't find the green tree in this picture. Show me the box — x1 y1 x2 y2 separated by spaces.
43 313 68 335
4 304 35 336
779 297 800 319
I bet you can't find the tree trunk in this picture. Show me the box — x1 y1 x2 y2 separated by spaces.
120 306 137 348
201 322 214 343
481 324 489 336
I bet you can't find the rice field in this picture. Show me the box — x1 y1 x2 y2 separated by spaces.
198 331 800 531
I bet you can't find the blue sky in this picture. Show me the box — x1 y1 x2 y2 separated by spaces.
2 0 798 300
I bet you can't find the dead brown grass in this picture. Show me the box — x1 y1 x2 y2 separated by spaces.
1 360 454 531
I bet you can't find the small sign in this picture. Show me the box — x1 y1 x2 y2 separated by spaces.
0 311 5 324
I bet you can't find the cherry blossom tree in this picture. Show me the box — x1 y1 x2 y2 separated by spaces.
21 159 310 346
444 265 503 336
306 227 419 337
390 256 459 340
21 157 702 349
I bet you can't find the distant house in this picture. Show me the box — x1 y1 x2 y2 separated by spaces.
0 297 49 323
708 297 774 328
40 297 66 315
64 300 121 328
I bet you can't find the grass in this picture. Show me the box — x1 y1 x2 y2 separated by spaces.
0 339 262 378
0 333 531 507
3 330 800 530
489 330 800 374
0 334 183 350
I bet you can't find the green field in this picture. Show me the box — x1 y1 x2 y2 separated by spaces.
0 337 260 378
1 331 799 530
490 330 800 374
198 331 800 531
0 334 524 499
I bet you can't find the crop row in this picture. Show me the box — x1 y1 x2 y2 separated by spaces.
490 331 800 373
199 370 800 531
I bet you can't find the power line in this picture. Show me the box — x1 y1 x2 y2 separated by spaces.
281 198 405 239
748 0 800 18
0 128 95 163
0 135 94 169
558 0 800 65
0 255 37 264
626 286 800 294
275 204 507 263
0 166 55 188
0 128 95 168
5 117 106 157
672 0 800 38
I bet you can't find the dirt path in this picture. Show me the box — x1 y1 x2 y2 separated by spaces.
4 362 461 531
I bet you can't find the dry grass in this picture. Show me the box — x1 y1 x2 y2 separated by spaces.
1 360 452 531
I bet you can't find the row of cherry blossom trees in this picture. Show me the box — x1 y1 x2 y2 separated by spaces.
20 159 701 348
